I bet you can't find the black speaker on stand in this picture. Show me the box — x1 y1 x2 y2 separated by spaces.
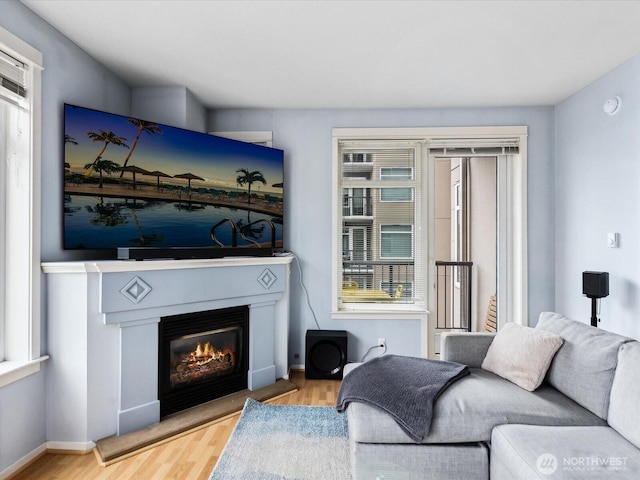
305 330 348 379
582 271 609 327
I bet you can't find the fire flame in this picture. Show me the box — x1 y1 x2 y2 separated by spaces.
189 341 234 365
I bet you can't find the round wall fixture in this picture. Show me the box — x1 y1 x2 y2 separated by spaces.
603 96 622 116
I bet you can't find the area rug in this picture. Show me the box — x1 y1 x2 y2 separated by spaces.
210 398 351 479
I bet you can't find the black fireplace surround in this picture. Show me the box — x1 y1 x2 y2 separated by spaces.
158 305 249 417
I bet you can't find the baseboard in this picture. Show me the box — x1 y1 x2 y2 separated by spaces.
0 440 96 479
0 443 47 480
290 364 305 371
45 440 96 453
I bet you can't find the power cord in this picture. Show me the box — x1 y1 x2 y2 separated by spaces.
360 342 387 362
287 251 387 360
290 252 321 330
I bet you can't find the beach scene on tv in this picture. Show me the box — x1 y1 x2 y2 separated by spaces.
63 104 284 250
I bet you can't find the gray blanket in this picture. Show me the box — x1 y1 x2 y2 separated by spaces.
336 354 469 443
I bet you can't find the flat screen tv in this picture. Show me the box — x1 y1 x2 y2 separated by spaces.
63 104 284 259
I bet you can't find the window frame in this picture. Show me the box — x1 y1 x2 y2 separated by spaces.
332 126 528 331
0 27 45 387
332 135 427 316
453 181 462 287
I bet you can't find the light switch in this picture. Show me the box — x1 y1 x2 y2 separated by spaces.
607 232 619 248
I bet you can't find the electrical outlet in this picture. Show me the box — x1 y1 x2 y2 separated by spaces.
378 337 386 348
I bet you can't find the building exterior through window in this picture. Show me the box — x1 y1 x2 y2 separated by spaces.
338 141 424 310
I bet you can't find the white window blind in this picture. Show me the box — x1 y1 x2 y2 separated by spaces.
0 49 27 99
338 140 425 310
0 48 26 362
1 82 30 364
0 92 9 362
428 138 519 157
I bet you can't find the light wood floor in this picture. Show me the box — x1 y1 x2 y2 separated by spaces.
10 371 341 480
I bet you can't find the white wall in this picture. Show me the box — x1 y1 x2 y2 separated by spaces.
209 107 556 364
555 55 640 339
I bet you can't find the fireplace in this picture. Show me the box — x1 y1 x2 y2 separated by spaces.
43 256 292 445
158 306 249 417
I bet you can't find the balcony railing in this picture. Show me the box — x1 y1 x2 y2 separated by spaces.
435 261 473 331
342 256 414 303
342 195 373 217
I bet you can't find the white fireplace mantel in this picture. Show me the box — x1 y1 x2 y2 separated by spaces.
42 255 293 451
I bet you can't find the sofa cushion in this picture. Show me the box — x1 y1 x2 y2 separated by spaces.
608 341 640 448
481 322 563 391
491 424 640 479
535 311 632 419
440 331 496 367
347 368 606 444
351 437 489 480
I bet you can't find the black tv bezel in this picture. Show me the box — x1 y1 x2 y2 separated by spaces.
117 246 278 261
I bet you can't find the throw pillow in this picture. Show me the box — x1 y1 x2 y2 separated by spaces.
481 322 563 391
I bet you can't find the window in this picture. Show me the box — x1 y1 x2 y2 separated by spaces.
334 137 426 312
380 167 414 202
380 188 413 202
0 27 44 386
380 225 413 258
380 167 413 181
333 126 528 343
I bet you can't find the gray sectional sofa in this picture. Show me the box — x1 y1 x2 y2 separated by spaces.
343 312 640 479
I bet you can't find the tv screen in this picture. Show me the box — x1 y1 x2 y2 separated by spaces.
63 104 284 257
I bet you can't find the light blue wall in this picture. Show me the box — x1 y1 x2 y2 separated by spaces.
0 371 46 473
209 107 556 364
132 86 207 132
555 55 640 339
0 1 131 474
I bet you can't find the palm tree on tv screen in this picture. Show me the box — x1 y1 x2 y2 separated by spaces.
85 129 129 176
83 158 120 188
118 118 163 177
236 168 266 205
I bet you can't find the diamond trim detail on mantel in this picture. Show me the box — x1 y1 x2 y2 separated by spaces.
120 276 152 304
258 268 277 290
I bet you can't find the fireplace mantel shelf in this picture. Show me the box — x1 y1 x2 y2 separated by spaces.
42 254 293 451
42 253 294 274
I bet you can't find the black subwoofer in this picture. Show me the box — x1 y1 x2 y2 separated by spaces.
305 330 348 379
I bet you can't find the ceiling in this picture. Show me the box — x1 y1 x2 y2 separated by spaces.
20 0 640 110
